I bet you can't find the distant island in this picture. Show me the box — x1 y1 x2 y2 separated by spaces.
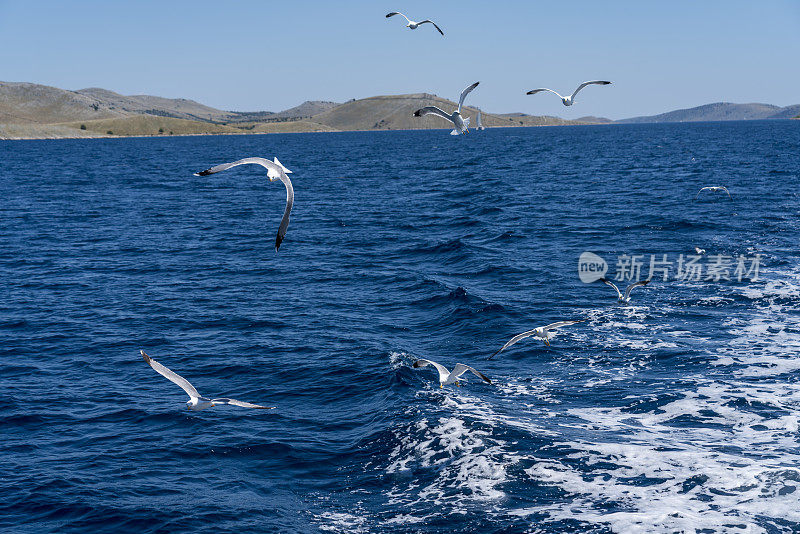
0 81 797 139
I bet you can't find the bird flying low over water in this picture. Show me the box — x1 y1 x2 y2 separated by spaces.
600 278 650 304
526 81 612 106
413 359 491 388
695 186 731 200
413 81 480 135
488 320 584 359
386 12 444 35
194 157 294 251
141 350 275 411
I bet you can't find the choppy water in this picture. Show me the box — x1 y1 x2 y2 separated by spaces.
2 121 799 533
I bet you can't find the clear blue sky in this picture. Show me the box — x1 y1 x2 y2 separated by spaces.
1 0 798 119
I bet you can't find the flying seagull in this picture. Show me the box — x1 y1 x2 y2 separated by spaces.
412 359 491 388
488 320 584 359
695 247 706 255
526 81 612 106
194 157 294 251
386 12 444 35
695 186 731 200
413 81 479 135
600 278 650 304
141 350 275 411
476 108 485 131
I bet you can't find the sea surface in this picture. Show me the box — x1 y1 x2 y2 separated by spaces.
2 121 800 533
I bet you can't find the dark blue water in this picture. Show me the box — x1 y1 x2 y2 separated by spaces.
2 121 799 533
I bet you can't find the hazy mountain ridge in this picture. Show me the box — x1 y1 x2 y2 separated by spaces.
617 102 800 123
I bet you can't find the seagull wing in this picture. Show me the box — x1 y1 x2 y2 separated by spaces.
695 186 712 199
720 186 732 199
414 106 453 124
386 12 411 23
141 350 201 400
211 398 275 409
458 81 479 112
418 20 444 35
274 171 293 252
623 279 650 300
526 88 564 99
571 80 612 101
451 364 492 384
487 328 539 359
541 320 583 333
194 157 294 252
413 358 450 382
600 278 622 299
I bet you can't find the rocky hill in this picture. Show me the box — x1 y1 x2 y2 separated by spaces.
0 81 590 138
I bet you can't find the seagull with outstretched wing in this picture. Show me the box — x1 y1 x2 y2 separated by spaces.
141 350 274 411
413 81 479 135
695 186 731 200
386 12 444 35
194 157 294 251
526 80 611 106
488 320 584 359
413 358 491 388
600 278 650 304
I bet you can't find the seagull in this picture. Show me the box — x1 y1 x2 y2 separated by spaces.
488 320 583 359
695 247 706 255
476 108 485 131
526 81 612 106
412 359 491 388
413 81 479 135
141 350 274 411
386 12 444 35
695 186 731 200
600 278 650 304
194 157 294 251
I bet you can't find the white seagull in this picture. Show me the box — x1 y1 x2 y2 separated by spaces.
526 80 612 106
488 320 584 359
695 247 706 255
413 81 480 135
695 186 731 200
141 350 274 411
194 157 294 251
476 108 485 131
412 359 491 388
386 12 444 35
600 278 650 304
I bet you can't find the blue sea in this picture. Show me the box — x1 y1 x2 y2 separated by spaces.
2 121 800 533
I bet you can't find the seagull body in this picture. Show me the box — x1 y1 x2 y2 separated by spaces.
413 359 491 388
601 278 650 304
476 108 485 131
488 320 583 359
695 186 731 200
386 12 444 35
141 350 274 411
413 81 479 135
194 157 294 251
526 80 611 106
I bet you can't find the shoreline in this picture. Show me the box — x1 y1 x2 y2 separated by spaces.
0 122 609 141
2 118 795 141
